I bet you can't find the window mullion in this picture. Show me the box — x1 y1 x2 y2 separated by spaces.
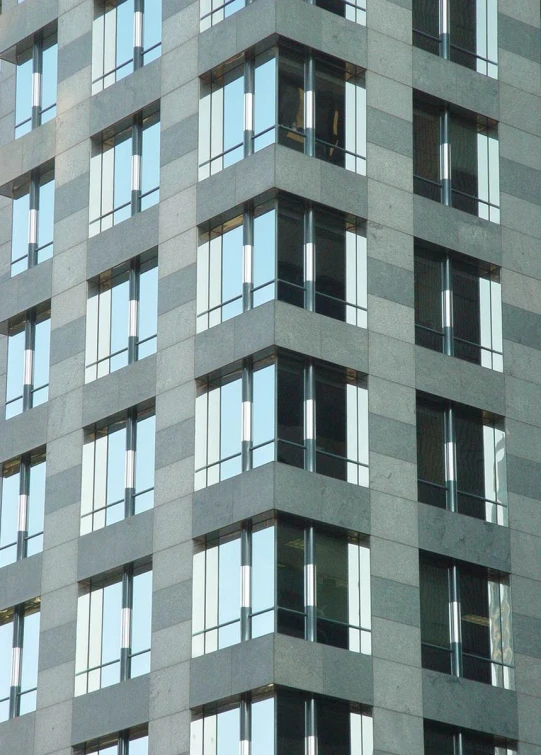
31 37 42 130
441 107 451 205
9 606 23 718
240 527 251 642
120 566 133 682
16 456 29 560
133 0 144 71
442 255 453 356
243 58 254 159
128 261 139 364
440 0 450 59
125 409 136 519
242 364 252 473
305 362 315 472
118 730 130 755
242 207 253 313
456 730 464 755
305 526 316 642
306 696 317 755
449 564 462 678
28 172 39 268
305 205 315 312
23 314 35 411
131 118 142 216
240 697 250 755
305 55 315 158
445 404 457 513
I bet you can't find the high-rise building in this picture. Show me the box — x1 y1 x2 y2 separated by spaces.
0 0 538 753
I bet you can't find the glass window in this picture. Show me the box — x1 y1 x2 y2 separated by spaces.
81 405 155 535
92 0 162 94
413 98 500 223
199 45 366 179
15 27 57 138
416 395 507 524
200 0 366 29
192 517 370 656
89 107 160 236
424 721 517 755
420 555 514 689
414 245 502 370
197 195 367 332
413 0 497 77
75 728 148 755
195 354 368 489
11 166 55 277
5 303 51 419
85 252 158 382
191 690 373 755
0 598 40 722
75 560 152 696
0 449 45 568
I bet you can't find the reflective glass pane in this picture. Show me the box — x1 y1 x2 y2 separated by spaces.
41 39 58 121
113 131 133 218
11 190 30 274
143 0 162 63
420 559 452 674
27 455 46 555
450 115 478 215
423 722 455 755
15 54 32 136
20 606 40 694
316 530 349 649
219 378 242 478
37 177 55 260
277 521 305 638
218 538 241 645
134 413 155 513
253 206 276 307
130 732 149 755
222 74 244 168
277 361 304 464
276 693 304 755
315 59 346 168
315 209 347 321
277 200 304 309
141 116 160 209
318 698 350 755
251 524 275 623
0 614 13 714
109 276 129 372
138 261 158 356
106 424 126 524
116 0 135 79
220 223 243 322
413 102 441 201
455 407 486 520
0 463 19 564
252 364 275 466
278 52 305 153
32 314 51 404
101 580 122 685
415 250 443 352
217 706 240 755
315 368 347 480
416 401 446 509
252 697 275 755
460 567 491 684
131 568 152 667
450 0 477 69
6 327 25 416
413 0 440 54
254 54 277 152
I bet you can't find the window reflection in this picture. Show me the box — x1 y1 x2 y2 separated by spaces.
5 303 51 419
0 598 40 722
0 449 46 568
424 721 516 755
195 354 368 489
197 194 367 332
92 0 162 94
416 395 507 525
420 554 514 689
192 516 371 656
85 252 158 382
89 107 160 236
76 727 149 755
75 560 152 696
191 689 373 755
413 97 500 223
199 45 366 179
81 404 155 535
15 27 57 138
413 0 498 78
11 166 55 277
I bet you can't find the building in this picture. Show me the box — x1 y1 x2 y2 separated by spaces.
0 0 539 752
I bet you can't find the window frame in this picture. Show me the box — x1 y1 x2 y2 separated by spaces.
414 243 502 371
75 726 149 755
199 44 366 179
80 403 156 535
15 25 58 138
92 0 162 95
192 515 371 656
5 302 51 419
85 251 158 382
412 0 498 78
89 105 160 236
0 448 46 568
11 164 55 277
413 97 500 223
75 559 152 696
194 353 369 490
420 554 514 689
423 720 517 755
197 194 367 332
0 598 40 722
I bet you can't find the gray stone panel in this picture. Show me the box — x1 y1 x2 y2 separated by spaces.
0 553 42 610
0 0 59 61
499 14 540 61
0 258 53 327
0 712 36 755
0 404 48 461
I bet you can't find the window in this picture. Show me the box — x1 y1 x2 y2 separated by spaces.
192 689 373 755
5 303 51 419
199 44 365 178
15 26 57 138
200 0 365 30
413 97 499 222
420 554 513 688
417 396 506 524
195 353 368 489
193 516 370 656
413 0 497 77
197 194 367 331
75 727 148 755
0 598 40 721
415 244 502 370
89 106 160 236
75 560 152 695
11 165 55 277
424 721 516 755
81 404 155 535
92 0 162 94
85 252 158 382
0 449 45 568
197 195 367 332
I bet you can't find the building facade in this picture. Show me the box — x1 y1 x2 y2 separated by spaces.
0 0 539 753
